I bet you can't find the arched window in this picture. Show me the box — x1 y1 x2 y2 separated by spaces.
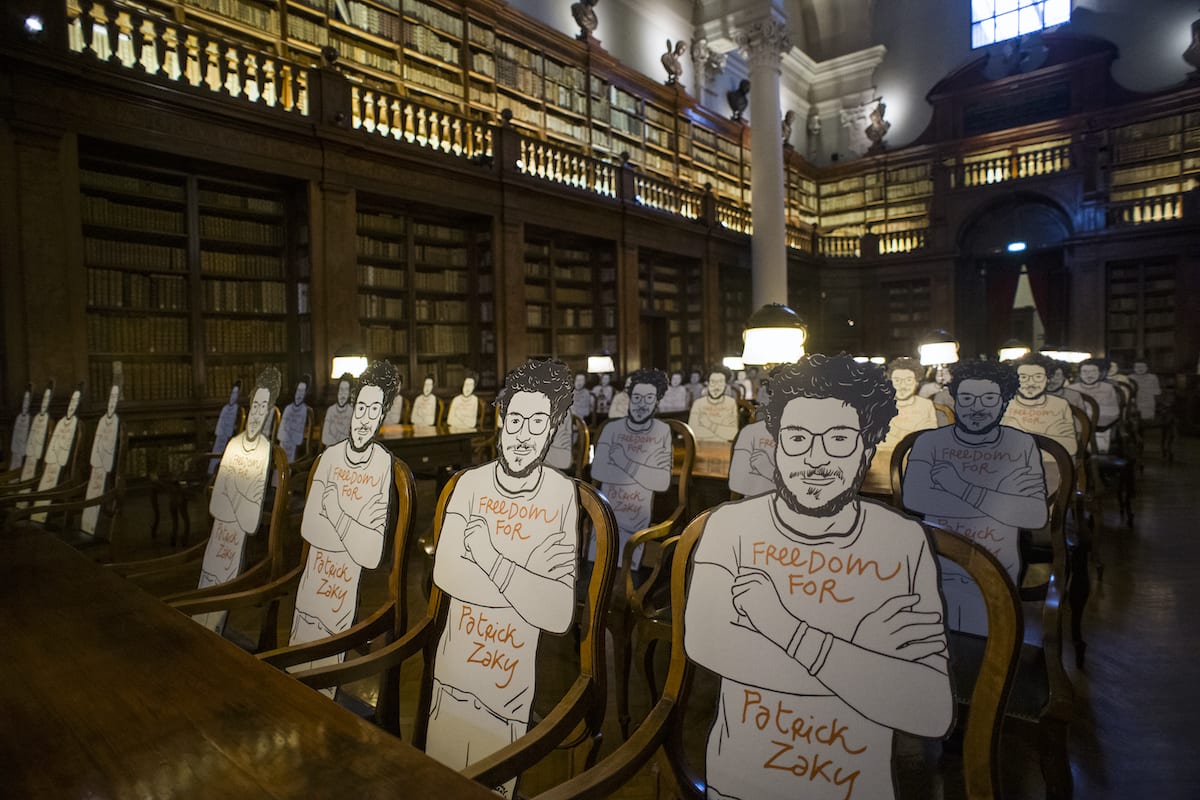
971 0 1071 49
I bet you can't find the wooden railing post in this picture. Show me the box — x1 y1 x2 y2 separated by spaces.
313 66 349 131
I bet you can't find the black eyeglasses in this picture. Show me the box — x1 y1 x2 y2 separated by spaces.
504 411 551 436
956 392 1002 407
777 425 861 458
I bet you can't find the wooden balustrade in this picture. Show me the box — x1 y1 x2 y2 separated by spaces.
1108 194 1184 227
879 229 927 254
68 0 309 116
350 87 491 160
715 201 752 234
958 143 1072 188
633 175 701 220
786 225 813 253
514 137 616 198
820 235 861 258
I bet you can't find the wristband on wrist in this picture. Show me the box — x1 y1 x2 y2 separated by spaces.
810 631 835 675
785 620 809 659
336 512 351 540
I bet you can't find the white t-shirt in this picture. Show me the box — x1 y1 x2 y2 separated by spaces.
411 393 438 427
728 420 775 498
688 395 739 442
590 418 672 566
322 403 353 446
447 395 479 429
659 385 689 413
9 411 30 470
544 418 574 472
862 396 938 495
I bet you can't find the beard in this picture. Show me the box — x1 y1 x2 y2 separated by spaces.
349 426 375 454
1018 388 1045 401
498 434 552 479
775 458 869 518
628 404 655 424
959 410 1003 435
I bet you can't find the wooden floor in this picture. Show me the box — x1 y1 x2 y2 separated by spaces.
82 435 1200 799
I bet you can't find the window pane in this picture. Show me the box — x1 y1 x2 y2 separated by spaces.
996 10 1019 41
972 0 995 22
995 0 1018 14
1018 5 1043 34
1044 0 1071 25
972 19 995 48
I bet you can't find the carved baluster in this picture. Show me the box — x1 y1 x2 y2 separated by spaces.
204 42 221 92
417 108 428 146
279 64 293 110
425 112 437 149
362 91 376 132
377 95 390 138
184 35 201 86
350 87 362 129
162 26 180 80
441 116 452 153
224 47 242 98
403 105 415 142
114 12 135 68
261 59 277 106
244 54 260 102
535 145 545 179
553 150 562 182
390 100 402 139
297 71 309 115
68 0 85 53
88 3 112 62
138 19 160 75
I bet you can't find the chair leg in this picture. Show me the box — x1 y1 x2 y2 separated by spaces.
1039 719 1073 800
641 636 662 705
611 610 634 740
1068 540 1090 667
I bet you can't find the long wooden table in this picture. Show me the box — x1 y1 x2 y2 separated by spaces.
376 423 490 473
0 528 496 799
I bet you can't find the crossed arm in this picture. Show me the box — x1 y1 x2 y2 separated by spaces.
210 458 265 533
902 448 1047 529
591 431 672 492
301 466 388 569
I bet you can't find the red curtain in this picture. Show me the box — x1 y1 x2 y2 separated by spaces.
986 262 1022 352
1025 250 1066 345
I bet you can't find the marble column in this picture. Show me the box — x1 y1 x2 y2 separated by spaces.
737 16 791 309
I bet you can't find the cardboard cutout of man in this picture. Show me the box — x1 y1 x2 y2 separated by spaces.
278 374 311 462
411 376 438 427
607 376 631 419
427 358 578 798
383 390 405 425
686 354 953 800
210 381 241 475
9 385 32 471
862 358 939 495
545 412 575 472
194 367 280 633
20 384 53 483
32 385 83 521
902 359 1047 635
1046 361 1085 412
1129 360 1162 421
591 373 614 417
686 370 706 404
660 372 689 413
688 366 739 442
1002 353 1077 458
1069 358 1121 453
729 376 775 498
322 375 354 446
570 372 593 420
81 384 121 535
447 375 481 429
288 361 398 694
590 368 672 568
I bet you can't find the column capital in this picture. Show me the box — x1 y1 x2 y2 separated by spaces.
735 15 792 71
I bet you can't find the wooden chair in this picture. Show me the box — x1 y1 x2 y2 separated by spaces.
0 416 88 506
891 431 1077 800
110 445 292 603
734 398 756 429
569 413 591 479
440 394 484 428
3 423 130 547
536 513 1023 800
1090 385 1135 527
172 454 417 720
933 401 956 425
591 416 695 739
292 473 619 792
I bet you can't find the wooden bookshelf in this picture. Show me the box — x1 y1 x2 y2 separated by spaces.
521 233 616 372
718 263 752 357
881 278 932 355
1109 114 1197 202
356 206 494 390
1106 259 1177 370
639 251 702 374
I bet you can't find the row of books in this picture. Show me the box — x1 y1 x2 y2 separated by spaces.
200 215 283 246
364 324 410 355
89 360 193 403
546 114 587 142
83 196 185 235
200 250 283 278
558 307 597 328
525 304 549 327
404 61 464 98
81 169 184 202
405 0 463 38
87 315 189 355
543 59 584 90
414 243 468 267
413 222 467 241
415 298 468 322
496 58 543 98
467 21 494 48
333 33 399 73
358 235 405 259
471 51 495 77
556 333 594 355
358 264 406 289
182 0 280 33
88 269 189 311
203 279 289 314
198 189 283 215
288 14 329 46
502 97 541 126
405 24 459 64
413 269 469 293
206 361 286 400
359 294 406 320
414 323 470 352
357 211 407 235
202 319 288 354
341 1 402 41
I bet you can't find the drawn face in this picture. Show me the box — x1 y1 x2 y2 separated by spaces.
40 389 51 414
707 372 727 400
574 373 586 390
775 396 867 518
1047 367 1066 392
629 383 659 424
890 368 919 401
66 391 80 418
499 391 553 479
422 377 433 395
1134 361 1148 375
670 373 682 387
294 382 307 405
246 387 271 441
1078 365 1101 385
954 378 1004 434
462 377 476 397
1016 365 1047 400
106 385 119 417
690 372 700 383
351 385 384 452
601 374 610 386
337 380 351 406
20 391 30 414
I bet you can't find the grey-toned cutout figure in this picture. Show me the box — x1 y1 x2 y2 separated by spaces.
447 375 481 429
660 371 689 413
21 384 53 483
607 376 632 419
81 384 121 534
8 385 32 471
686 354 953 800
1069 358 1121 453
322 375 354 446
411 376 438 427
862 358 938 495
32 385 82 521
688 366 739 442
1130 360 1162 421
278 375 311 462
211 382 241 474
427 358 579 798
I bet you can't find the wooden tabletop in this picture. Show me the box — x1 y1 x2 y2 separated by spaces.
0 528 496 799
689 439 734 480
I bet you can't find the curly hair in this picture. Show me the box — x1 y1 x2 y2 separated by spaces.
762 353 897 447
1013 352 1055 375
357 360 400 409
947 359 1019 402
253 366 282 408
1080 357 1110 374
496 358 574 426
886 357 924 381
626 367 669 400
707 365 733 383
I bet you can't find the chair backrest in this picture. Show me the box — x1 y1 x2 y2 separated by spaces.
734 398 756 428
571 413 591 479
1077 392 1100 433
888 429 924 509
933 402 956 425
412 473 619 772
